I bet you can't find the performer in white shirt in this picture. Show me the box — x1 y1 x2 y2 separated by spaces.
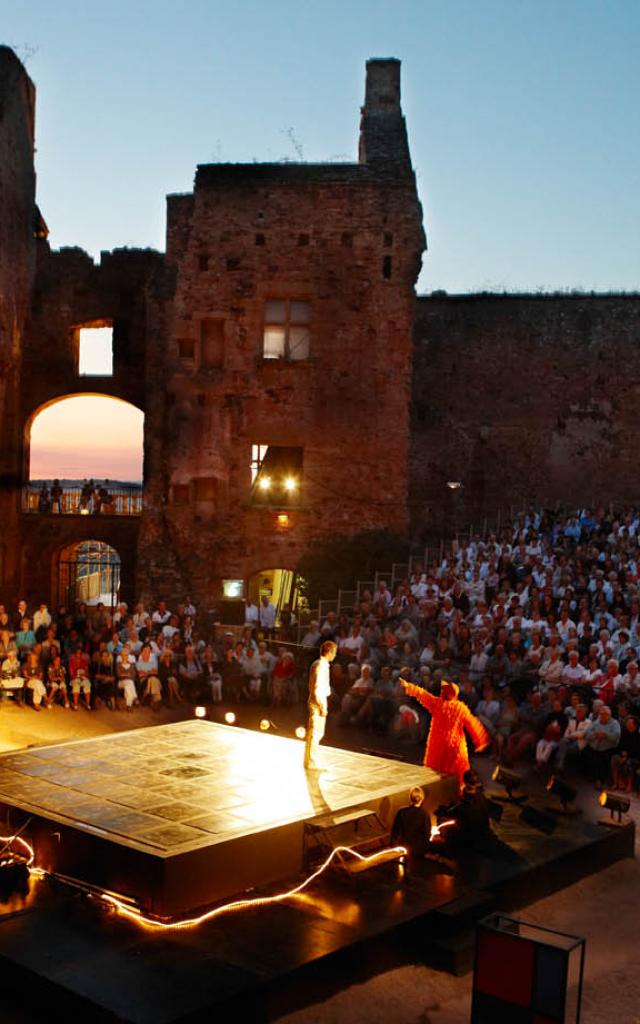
304 640 337 770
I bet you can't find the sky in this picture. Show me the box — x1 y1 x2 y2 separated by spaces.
4 0 639 295
30 396 144 481
5 0 640 478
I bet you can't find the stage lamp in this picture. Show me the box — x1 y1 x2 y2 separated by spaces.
194 706 207 719
258 476 271 491
283 476 297 493
259 719 277 732
546 775 579 814
491 765 527 803
295 726 306 740
224 711 237 725
598 791 631 826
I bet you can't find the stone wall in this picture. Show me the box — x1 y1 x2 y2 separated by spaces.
0 48 37 598
136 60 424 605
410 293 640 536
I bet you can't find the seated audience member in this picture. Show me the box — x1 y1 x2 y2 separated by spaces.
610 716 640 792
584 705 621 787
158 649 182 704
340 663 375 724
116 645 137 710
136 643 162 709
22 651 47 710
94 649 116 709
178 644 203 702
47 654 70 709
1 649 23 703
556 704 590 771
70 666 92 711
390 786 431 858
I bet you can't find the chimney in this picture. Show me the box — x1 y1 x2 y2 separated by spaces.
358 58 411 169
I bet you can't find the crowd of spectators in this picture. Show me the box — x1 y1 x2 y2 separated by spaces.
0 594 307 714
311 506 640 793
5 506 640 797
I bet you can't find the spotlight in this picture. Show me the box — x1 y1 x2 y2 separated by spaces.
490 765 527 804
446 481 462 490
194 706 207 719
224 712 236 725
546 775 580 814
258 476 271 491
598 791 631 827
295 726 306 740
519 804 557 835
283 476 297 493
259 719 277 732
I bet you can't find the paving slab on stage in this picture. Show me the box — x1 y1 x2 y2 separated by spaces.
0 720 455 914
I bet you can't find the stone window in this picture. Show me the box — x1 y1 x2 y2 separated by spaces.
172 484 190 504
78 323 113 376
251 445 303 506
197 254 209 271
200 319 225 368
263 300 310 361
383 255 392 280
298 234 310 246
383 232 394 248
255 233 265 246
193 477 217 502
178 337 196 359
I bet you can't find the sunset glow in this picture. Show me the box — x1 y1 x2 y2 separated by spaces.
29 396 144 481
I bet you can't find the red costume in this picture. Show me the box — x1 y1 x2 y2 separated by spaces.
403 681 489 791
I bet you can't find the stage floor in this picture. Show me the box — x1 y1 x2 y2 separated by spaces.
0 721 454 913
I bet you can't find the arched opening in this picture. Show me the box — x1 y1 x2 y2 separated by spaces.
247 568 303 615
24 394 144 515
54 540 121 611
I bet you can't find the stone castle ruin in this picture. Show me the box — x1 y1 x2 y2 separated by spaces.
1 46 638 611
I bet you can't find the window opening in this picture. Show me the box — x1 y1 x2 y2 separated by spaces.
78 326 113 376
251 445 303 505
263 300 310 360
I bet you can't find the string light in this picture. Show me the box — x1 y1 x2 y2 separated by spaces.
97 843 407 931
1 833 407 935
429 820 455 840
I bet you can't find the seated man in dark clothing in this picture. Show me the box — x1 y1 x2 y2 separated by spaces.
390 786 431 857
434 770 494 850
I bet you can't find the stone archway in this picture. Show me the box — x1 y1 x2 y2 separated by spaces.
53 540 121 612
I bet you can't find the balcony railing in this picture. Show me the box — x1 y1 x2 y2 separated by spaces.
22 482 143 516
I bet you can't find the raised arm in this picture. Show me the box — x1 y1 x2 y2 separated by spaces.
400 678 439 714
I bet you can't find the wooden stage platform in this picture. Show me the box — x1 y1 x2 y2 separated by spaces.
0 720 455 915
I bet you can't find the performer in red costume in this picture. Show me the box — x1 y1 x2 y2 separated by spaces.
400 678 490 792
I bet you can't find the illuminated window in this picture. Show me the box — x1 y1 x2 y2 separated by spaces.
263 300 310 360
78 325 113 376
250 444 268 484
250 445 303 506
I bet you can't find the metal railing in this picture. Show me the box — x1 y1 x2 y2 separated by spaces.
22 482 143 516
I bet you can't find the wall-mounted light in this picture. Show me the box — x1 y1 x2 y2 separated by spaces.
224 711 236 725
276 513 290 528
283 476 297 493
258 476 271 491
446 480 462 490
194 706 207 719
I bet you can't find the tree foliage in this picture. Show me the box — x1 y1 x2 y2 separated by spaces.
297 529 410 609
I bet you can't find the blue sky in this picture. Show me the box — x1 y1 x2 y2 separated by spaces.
3 0 639 293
